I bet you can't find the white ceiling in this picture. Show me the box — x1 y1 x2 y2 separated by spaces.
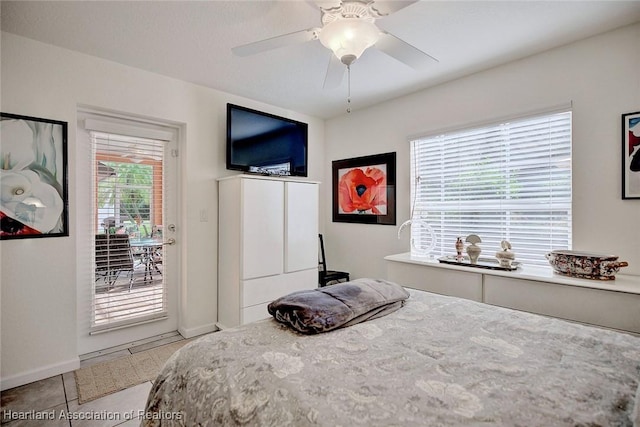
2 1 640 119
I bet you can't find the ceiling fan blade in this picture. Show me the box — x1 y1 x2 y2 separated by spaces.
307 0 341 9
375 31 438 69
323 54 346 89
232 29 317 57
372 0 419 16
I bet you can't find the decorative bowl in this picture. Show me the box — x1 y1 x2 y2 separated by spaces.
545 250 628 280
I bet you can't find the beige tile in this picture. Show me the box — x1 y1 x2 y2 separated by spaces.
2 403 70 427
61 372 77 402
128 335 185 354
79 350 131 369
1 376 66 422
67 382 152 427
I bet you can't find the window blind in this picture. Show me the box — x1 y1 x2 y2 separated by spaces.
91 131 168 331
410 110 572 266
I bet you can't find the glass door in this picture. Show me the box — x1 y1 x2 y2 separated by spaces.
78 112 179 353
92 133 169 330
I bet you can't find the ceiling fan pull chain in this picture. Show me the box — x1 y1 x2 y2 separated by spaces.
346 64 352 114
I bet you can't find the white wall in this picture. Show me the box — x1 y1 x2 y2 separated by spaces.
0 32 325 388
323 23 640 280
2 21 639 390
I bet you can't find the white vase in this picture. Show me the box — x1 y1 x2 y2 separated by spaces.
495 240 515 268
495 250 515 267
466 243 481 264
465 234 482 264
455 237 464 258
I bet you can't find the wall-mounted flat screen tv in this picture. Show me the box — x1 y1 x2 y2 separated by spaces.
226 103 308 177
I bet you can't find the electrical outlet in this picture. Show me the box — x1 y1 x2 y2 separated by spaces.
200 209 208 222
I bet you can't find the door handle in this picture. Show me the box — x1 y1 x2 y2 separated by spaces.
163 238 176 246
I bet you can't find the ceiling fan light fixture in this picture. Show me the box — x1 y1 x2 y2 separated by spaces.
318 18 380 65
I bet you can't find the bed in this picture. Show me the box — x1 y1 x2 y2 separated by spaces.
142 281 640 426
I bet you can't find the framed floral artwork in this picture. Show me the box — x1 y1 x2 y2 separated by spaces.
622 111 640 199
1 113 69 239
332 152 396 225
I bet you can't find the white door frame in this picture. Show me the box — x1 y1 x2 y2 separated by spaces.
76 108 183 355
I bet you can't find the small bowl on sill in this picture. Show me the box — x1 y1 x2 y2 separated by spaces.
545 250 628 280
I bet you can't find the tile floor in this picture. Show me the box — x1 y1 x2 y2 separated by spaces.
1 334 188 427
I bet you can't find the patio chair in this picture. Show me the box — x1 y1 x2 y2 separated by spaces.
95 234 135 291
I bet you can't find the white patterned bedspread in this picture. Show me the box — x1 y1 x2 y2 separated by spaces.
143 289 640 426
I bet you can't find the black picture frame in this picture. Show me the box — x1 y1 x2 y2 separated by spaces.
622 111 640 200
1 112 69 239
332 152 396 225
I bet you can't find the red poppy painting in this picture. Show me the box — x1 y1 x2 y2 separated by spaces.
338 165 387 215
332 152 396 225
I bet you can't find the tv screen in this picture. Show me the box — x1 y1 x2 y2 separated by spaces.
226 103 308 177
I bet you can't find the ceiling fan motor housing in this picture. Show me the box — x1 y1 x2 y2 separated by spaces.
321 0 383 24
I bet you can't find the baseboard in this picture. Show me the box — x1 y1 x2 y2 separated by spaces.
0 357 80 391
79 331 183 361
178 322 218 339
215 322 231 330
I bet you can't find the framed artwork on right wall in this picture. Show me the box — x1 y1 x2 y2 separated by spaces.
622 110 640 199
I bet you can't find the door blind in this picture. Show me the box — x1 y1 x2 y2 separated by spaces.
409 110 572 266
91 131 167 331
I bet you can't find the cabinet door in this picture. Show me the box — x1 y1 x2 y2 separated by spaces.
386 261 483 302
484 276 640 333
285 182 319 273
242 269 318 308
242 179 284 279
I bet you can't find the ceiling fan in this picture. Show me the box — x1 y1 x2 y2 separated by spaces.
232 0 438 105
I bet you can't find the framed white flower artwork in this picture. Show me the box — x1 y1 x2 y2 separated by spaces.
1 112 69 239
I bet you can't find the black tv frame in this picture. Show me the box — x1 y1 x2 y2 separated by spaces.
226 103 309 177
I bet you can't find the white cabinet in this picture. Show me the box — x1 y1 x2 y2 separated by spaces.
218 175 319 328
386 257 483 302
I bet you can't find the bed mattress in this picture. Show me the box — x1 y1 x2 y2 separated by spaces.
143 288 640 426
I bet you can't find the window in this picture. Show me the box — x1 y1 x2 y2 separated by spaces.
97 160 156 235
91 129 167 331
409 110 572 266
